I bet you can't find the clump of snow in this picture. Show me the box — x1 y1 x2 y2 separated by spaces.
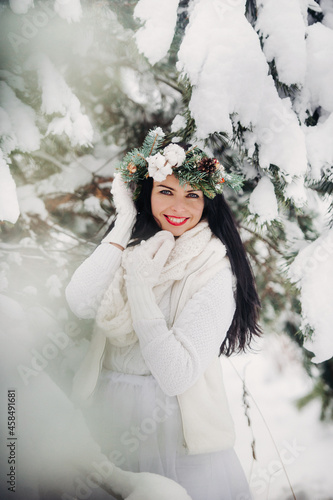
177 0 308 188
46 108 93 147
120 67 149 105
34 54 78 116
71 113 94 146
288 229 333 363
83 196 105 217
305 112 333 181
0 82 40 152
305 22 333 113
0 151 20 223
17 184 48 221
171 114 187 133
322 0 333 29
9 0 33 14
248 176 279 224
54 0 82 23
256 0 307 86
134 0 179 65
46 274 63 298
249 81 308 181
284 177 308 208
29 54 93 147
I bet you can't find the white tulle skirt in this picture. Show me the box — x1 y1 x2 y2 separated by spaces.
83 370 252 500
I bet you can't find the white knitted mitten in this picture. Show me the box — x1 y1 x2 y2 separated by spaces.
125 231 175 287
101 173 137 248
124 231 175 321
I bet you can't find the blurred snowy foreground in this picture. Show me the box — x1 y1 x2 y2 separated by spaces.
0 291 333 500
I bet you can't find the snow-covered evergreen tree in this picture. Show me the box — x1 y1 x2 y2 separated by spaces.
1 0 333 497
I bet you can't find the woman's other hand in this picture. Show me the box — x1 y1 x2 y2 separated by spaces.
124 231 175 288
102 173 137 249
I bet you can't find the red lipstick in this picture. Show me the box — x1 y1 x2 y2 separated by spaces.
164 215 189 226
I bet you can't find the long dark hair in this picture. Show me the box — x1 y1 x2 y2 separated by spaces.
122 177 261 356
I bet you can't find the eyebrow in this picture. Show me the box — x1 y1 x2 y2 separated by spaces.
156 184 201 193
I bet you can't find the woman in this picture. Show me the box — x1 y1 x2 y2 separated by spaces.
66 128 261 500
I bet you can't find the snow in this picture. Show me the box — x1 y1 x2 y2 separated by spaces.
35 157 101 197
0 82 40 152
305 22 333 114
256 0 307 86
17 184 49 221
322 0 333 29
70 113 94 147
0 151 20 224
0 70 25 92
288 229 333 363
171 114 187 133
248 176 279 224
305 112 333 180
54 0 82 23
35 54 79 116
1 287 333 499
9 0 33 15
224 334 333 500
0 294 193 499
134 0 179 65
284 176 307 208
46 111 93 147
31 54 93 147
46 274 63 298
120 67 150 105
249 81 308 181
177 0 308 189
0 2 333 497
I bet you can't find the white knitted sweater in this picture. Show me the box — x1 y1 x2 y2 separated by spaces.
66 242 236 396
66 227 237 454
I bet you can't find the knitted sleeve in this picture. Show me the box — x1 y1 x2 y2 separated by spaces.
131 266 236 397
65 244 122 319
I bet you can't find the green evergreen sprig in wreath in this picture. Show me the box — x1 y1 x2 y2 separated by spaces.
117 128 243 199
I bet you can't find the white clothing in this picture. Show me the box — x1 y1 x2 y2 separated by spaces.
67 224 236 453
83 371 252 500
66 227 253 499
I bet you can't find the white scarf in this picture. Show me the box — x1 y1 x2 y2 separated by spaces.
94 221 222 347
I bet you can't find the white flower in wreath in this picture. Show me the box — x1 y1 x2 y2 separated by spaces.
146 153 173 181
163 144 186 167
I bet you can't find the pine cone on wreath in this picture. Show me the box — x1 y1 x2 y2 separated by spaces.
198 157 218 175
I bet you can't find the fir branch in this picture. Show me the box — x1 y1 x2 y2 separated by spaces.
240 225 284 256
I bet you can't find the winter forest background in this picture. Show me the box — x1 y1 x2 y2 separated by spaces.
0 0 333 499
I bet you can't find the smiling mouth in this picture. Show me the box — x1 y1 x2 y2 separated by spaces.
164 215 189 226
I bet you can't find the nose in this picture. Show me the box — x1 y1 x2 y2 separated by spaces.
169 196 188 213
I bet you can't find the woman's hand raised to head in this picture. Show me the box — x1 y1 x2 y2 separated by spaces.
111 173 137 219
101 173 137 249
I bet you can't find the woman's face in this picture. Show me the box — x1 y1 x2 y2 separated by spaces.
151 174 205 237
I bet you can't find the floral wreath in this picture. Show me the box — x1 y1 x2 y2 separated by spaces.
117 128 243 199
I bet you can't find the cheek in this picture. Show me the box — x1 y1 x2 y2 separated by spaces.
151 195 163 218
193 199 205 219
